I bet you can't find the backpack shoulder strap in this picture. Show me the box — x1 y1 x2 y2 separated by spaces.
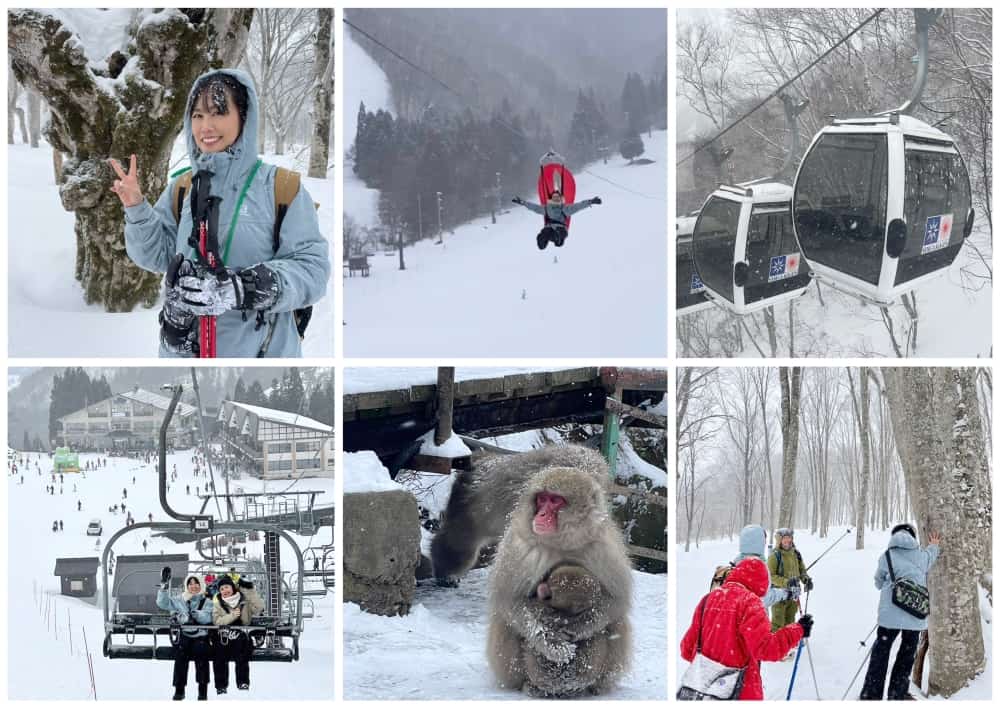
695 594 709 653
197 595 207 611
885 550 897 583
772 548 784 577
172 170 193 224
796 549 805 574
272 167 301 253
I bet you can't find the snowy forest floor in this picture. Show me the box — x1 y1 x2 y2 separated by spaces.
344 131 668 357
676 527 991 700
7 449 334 699
344 567 666 699
7 140 334 357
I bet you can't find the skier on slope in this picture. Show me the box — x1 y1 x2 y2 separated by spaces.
512 191 602 249
109 69 329 357
859 524 941 701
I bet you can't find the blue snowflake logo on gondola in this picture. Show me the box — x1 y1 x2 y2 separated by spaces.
768 253 799 283
922 214 953 254
690 272 704 293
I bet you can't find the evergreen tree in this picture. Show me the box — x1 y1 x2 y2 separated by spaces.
620 132 645 161
233 377 247 403
246 381 266 407
23 430 30 451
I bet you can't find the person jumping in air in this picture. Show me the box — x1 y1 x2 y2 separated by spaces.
109 69 329 357
512 191 602 250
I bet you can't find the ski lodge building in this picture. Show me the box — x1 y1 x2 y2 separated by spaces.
218 400 334 480
55 387 198 451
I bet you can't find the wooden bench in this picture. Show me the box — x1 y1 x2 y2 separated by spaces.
345 255 370 278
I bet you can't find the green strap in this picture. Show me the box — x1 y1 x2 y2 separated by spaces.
187 159 262 266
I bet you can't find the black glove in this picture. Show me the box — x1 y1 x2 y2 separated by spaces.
238 577 254 590
512 196 523 205
798 614 813 638
161 566 172 584
160 255 198 356
591 196 602 205
803 576 814 592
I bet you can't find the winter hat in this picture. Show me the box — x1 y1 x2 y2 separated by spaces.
182 574 204 601
216 575 238 595
735 524 767 561
891 523 917 540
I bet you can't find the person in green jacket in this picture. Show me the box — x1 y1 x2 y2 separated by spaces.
767 528 813 634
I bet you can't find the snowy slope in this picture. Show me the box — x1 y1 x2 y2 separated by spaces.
676 528 991 700
678 225 992 357
344 567 666 700
7 449 333 699
344 131 669 357
7 139 334 357
344 29 394 227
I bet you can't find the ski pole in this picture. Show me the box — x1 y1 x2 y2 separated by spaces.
805 528 852 572
842 644 874 700
859 622 878 649
805 635 821 699
785 590 810 700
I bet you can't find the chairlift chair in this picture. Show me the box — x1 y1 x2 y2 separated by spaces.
790 8 974 306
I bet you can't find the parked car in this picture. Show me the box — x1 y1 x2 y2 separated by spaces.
86 519 102 536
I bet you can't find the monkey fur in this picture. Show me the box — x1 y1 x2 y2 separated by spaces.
485 460 633 697
430 445 608 583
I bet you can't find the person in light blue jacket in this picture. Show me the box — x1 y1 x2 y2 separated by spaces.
109 68 329 357
860 524 941 700
156 568 214 700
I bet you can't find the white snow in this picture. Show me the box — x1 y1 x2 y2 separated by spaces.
344 131 669 357
7 448 334 699
342 452 399 493
7 141 334 357
676 527 992 700
417 430 472 458
344 567 666 699
47 8 139 67
227 401 332 433
343 366 555 394
618 435 668 488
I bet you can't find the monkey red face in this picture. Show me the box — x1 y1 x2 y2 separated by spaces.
532 491 567 535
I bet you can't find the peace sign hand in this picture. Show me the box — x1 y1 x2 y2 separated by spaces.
108 154 144 208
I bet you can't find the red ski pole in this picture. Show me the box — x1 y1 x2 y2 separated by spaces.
197 219 216 358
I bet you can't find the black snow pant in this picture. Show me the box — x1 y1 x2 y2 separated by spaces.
173 633 211 689
212 629 251 689
859 626 920 700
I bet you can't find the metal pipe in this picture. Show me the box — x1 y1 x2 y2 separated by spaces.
894 9 943 116
158 385 194 522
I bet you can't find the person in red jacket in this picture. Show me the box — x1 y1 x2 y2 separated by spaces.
680 557 813 700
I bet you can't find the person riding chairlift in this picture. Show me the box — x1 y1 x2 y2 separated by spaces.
512 189 602 249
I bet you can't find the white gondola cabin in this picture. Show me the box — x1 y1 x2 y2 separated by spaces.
675 214 713 315
792 114 973 305
691 182 811 315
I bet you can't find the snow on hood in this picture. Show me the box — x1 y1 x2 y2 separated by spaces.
726 557 770 597
183 68 259 179
888 529 920 550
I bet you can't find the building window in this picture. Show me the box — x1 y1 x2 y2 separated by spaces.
70 580 84 592
267 459 294 471
297 457 321 469
269 442 292 454
295 440 321 452
111 397 130 418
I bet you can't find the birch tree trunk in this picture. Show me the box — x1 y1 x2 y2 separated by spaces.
883 367 988 697
307 8 333 179
848 367 872 549
27 89 41 147
9 8 253 311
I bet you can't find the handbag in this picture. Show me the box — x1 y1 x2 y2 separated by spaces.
885 550 930 619
677 595 747 700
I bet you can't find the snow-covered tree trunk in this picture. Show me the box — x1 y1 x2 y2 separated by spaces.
883 367 987 697
8 8 253 311
777 366 803 529
307 8 333 179
8 72 28 144
27 89 41 148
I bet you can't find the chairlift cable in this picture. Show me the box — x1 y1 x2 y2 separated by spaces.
189 367 225 521
344 17 661 201
677 8 887 168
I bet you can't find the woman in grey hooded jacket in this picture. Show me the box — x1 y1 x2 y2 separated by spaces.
859 523 941 700
110 69 329 357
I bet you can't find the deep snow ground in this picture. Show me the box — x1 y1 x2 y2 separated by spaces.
343 131 669 357
7 140 334 357
676 528 991 700
344 567 666 700
7 449 334 699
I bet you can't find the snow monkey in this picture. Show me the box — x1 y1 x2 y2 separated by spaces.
486 463 633 697
430 445 608 584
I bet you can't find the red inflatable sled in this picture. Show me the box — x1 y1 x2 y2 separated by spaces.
537 151 576 228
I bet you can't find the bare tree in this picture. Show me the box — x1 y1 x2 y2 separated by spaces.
307 8 334 178
7 71 28 144
777 367 803 528
9 8 253 311
846 367 873 548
